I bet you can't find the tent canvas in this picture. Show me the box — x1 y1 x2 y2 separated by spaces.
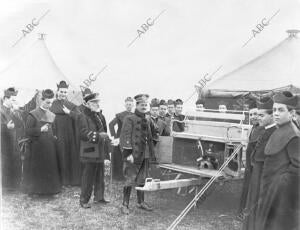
0 35 82 106
196 30 300 109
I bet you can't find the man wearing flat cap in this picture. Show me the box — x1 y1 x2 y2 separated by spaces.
243 96 276 230
78 92 110 208
109 97 134 180
256 91 300 230
50 81 81 186
120 94 158 214
151 100 170 136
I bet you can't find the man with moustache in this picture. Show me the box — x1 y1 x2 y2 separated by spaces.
78 92 110 208
243 96 276 230
120 94 158 214
256 91 300 230
50 81 81 186
237 102 264 219
109 97 134 180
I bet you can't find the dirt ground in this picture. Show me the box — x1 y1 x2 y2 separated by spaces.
1 179 243 230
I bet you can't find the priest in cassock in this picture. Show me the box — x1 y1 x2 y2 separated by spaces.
243 96 276 230
256 91 300 230
237 102 264 218
24 89 61 195
50 81 81 186
1 87 21 191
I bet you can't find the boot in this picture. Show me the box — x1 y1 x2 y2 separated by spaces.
121 186 131 215
137 190 153 211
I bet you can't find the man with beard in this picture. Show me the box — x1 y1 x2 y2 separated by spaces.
243 97 276 230
1 87 22 191
78 92 110 208
237 102 264 219
50 81 81 186
109 97 134 180
120 94 158 214
172 99 185 132
256 91 300 230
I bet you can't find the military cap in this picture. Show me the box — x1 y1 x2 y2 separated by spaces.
57 80 69 89
257 96 273 110
134 94 149 103
273 91 297 108
150 101 159 108
4 87 18 97
84 93 99 103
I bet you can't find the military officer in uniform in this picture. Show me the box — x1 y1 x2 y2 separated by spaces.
109 97 134 180
120 94 158 214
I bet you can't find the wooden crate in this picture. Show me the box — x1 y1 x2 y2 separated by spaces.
156 136 173 164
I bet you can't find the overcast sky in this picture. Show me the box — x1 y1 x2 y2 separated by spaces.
0 0 299 120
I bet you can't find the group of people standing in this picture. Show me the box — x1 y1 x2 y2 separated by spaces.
1 81 187 212
238 91 300 230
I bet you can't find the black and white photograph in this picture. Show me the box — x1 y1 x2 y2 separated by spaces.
0 0 300 229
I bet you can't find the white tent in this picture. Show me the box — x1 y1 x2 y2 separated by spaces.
0 34 82 105
199 30 300 98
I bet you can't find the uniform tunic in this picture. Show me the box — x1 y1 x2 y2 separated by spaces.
50 99 81 186
109 110 132 180
256 121 300 230
120 109 158 186
24 107 61 194
243 124 276 230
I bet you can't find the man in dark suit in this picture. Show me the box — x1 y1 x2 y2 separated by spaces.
109 97 134 180
78 92 110 208
120 94 158 214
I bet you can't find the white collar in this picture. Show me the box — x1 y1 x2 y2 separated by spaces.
265 123 276 130
40 106 47 111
